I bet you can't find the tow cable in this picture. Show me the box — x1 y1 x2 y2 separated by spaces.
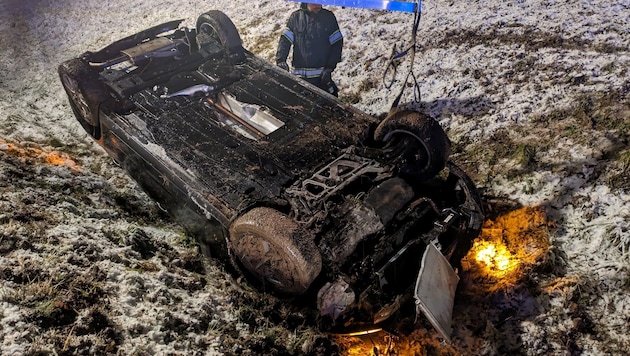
383 0 423 111
284 0 425 109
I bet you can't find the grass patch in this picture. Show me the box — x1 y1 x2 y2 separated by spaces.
531 88 629 147
341 77 380 105
513 143 537 168
620 149 630 171
605 149 630 190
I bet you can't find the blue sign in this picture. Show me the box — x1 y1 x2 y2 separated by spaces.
286 0 420 13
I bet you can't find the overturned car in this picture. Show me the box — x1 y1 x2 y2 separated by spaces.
58 10 483 340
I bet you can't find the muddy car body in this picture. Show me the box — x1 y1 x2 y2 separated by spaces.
59 10 483 339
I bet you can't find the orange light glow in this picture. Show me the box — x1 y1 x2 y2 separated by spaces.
0 138 80 172
335 207 552 355
474 240 515 273
462 206 552 293
334 328 459 356
333 330 400 356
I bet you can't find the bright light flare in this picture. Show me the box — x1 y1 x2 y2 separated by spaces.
476 243 497 265
339 328 383 337
474 240 515 273
462 206 552 292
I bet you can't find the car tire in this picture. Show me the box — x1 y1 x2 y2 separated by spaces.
228 207 322 295
196 10 246 65
58 59 109 139
374 109 451 181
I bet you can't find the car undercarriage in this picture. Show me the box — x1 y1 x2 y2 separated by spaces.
59 10 484 340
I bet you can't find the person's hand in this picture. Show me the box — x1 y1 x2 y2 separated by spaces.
321 68 333 86
277 62 289 71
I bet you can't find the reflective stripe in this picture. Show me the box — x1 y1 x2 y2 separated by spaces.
282 28 294 43
293 67 325 78
329 30 342 45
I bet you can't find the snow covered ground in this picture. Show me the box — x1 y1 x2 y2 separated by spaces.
1 0 628 354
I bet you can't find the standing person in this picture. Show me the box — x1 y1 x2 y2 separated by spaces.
276 2 343 96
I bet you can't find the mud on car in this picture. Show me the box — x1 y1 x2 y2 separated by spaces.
59 10 483 339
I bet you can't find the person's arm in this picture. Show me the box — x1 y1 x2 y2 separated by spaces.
276 14 296 69
325 13 343 70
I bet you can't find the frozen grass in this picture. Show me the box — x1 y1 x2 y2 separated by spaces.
0 0 629 354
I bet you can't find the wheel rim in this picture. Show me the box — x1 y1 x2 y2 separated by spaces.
375 110 450 181
199 23 222 45
385 130 432 175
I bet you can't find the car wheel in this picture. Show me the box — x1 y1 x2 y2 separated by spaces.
228 207 322 295
58 59 109 139
374 109 451 181
196 10 245 65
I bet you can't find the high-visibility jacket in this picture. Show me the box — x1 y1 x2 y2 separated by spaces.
276 6 343 79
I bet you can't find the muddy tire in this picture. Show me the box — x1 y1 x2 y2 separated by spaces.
58 59 109 139
374 109 450 181
228 207 322 295
196 10 245 65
